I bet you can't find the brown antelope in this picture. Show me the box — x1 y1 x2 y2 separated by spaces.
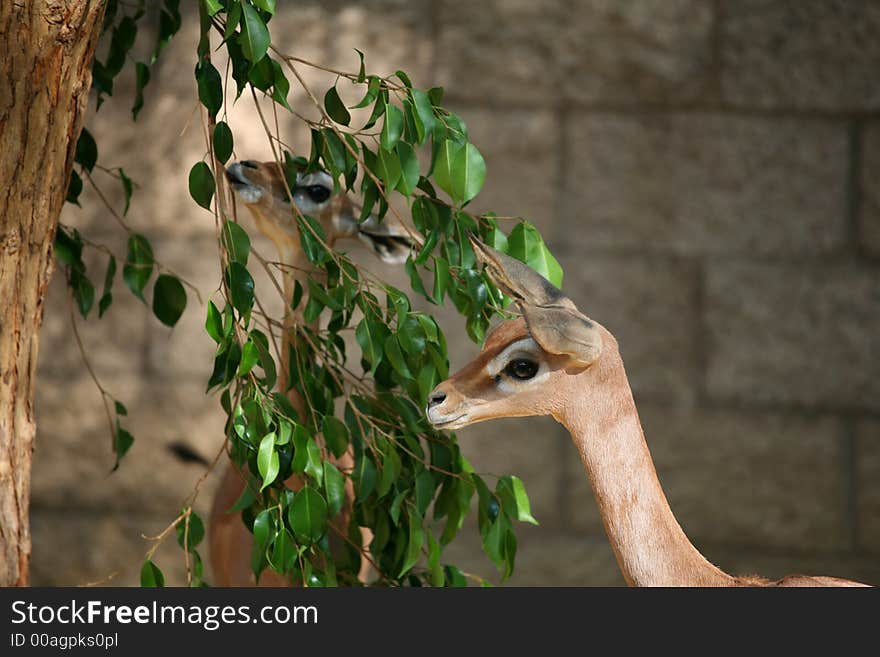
211 160 412 586
425 236 869 587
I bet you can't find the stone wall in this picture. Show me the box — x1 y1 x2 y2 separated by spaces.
31 1 880 586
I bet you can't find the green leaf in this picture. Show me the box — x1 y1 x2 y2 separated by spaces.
176 510 206 551
355 316 387 375
270 59 291 110
452 142 486 205
113 426 134 469
321 415 349 459
195 61 223 118
431 257 450 304
225 261 255 314
324 85 351 126
118 168 133 215
377 147 402 193
405 257 428 300
417 363 437 405
75 128 97 172
431 139 459 201
132 62 151 120
354 48 366 82
498 475 538 525
205 300 223 342
321 128 347 175
188 161 215 210
66 170 82 205
113 400 127 417
98 255 115 317
354 453 377 501
152 275 187 327
252 508 273 553
410 89 435 145
140 560 165 587
122 234 154 301
54 226 82 268
415 470 435 515
269 528 296 573
277 419 293 445
238 341 259 376
257 432 280 490
395 141 419 197
323 461 346 517
225 1 243 40
380 103 404 151
292 425 323 484
213 121 234 163
252 330 277 389
239 2 271 64
252 0 275 14
384 333 412 380
72 272 94 318
291 279 303 311
507 222 563 288
377 447 401 497
202 0 222 17
394 70 413 88
351 75 380 109
289 486 328 544
296 215 328 265
221 220 250 265
399 508 424 576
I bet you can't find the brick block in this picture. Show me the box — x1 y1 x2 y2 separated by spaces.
860 122 880 257
565 403 848 551
38 256 149 378
32 374 226 513
720 0 880 111
554 253 699 404
560 113 848 256
29 509 193 586
705 262 880 411
857 419 880 552
437 0 714 105
442 524 624 586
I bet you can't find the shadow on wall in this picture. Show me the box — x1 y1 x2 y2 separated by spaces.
32 0 880 586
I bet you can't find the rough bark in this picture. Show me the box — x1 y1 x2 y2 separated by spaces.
0 0 106 586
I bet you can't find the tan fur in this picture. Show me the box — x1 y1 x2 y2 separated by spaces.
427 241 869 587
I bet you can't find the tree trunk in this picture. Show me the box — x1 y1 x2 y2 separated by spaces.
0 0 105 586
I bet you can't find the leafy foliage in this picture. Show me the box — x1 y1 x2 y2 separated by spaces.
59 0 566 587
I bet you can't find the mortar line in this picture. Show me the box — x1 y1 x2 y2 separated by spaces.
846 119 864 258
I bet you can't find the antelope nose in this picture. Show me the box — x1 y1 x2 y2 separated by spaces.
427 390 447 408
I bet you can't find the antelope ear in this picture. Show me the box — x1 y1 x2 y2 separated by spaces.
520 303 603 368
468 234 568 307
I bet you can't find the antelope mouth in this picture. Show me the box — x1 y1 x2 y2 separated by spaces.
225 163 251 187
426 410 469 431
225 163 262 204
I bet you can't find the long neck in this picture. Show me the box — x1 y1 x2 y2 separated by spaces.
558 350 733 587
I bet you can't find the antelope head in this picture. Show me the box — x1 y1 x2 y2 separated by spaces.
225 159 413 263
425 236 608 430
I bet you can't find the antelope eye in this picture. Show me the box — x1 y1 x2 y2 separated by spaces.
504 358 539 381
306 185 331 203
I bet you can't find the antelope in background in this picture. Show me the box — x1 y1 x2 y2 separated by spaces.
425 237 869 587
211 160 412 586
